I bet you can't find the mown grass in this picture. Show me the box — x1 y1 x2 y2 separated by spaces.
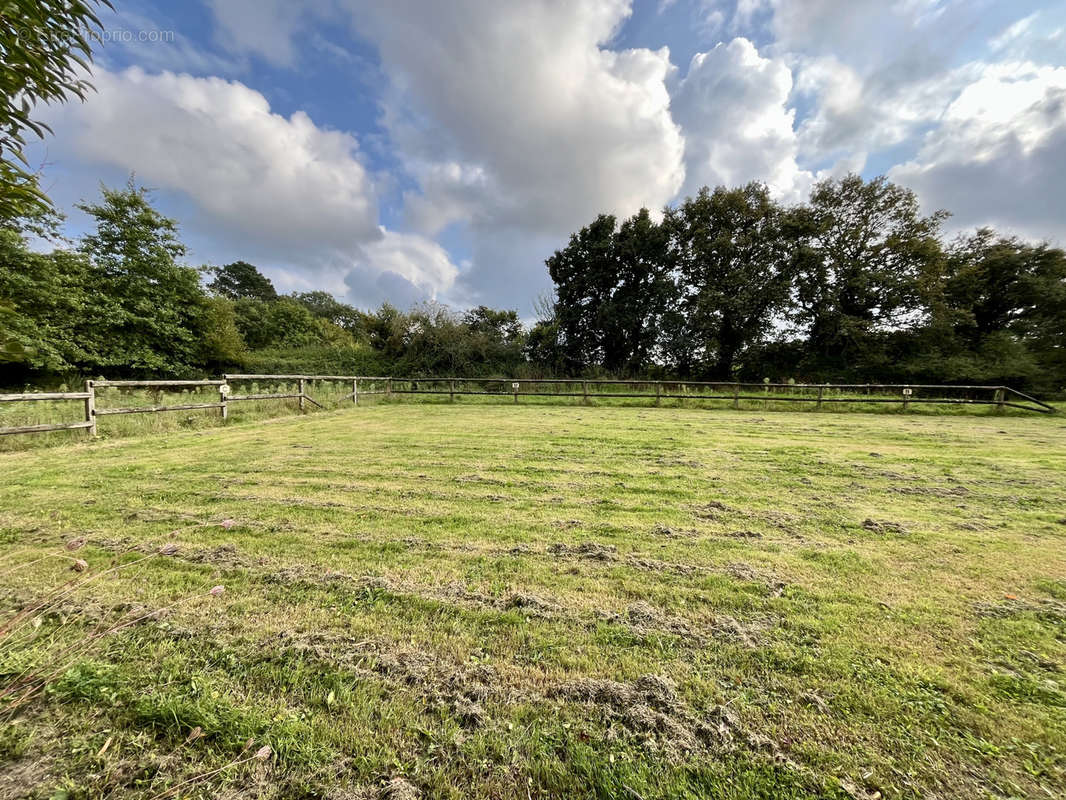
1 403 1064 799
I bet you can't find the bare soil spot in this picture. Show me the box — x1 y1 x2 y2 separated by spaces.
862 518 908 536
547 541 617 561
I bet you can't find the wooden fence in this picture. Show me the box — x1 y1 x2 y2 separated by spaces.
381 377 1057 414
0 374 1056 439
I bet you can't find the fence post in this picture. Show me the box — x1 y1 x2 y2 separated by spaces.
995 387 1005 412
733 383 739 410
582 380 588 405
655 381 661 406
220 383 228 420
513 382 519 404
386 378 392 399
353 378 358 405
450 379 455 403
299 378 306 412
903 385 910 412
84 380 96 436
817 385 823 411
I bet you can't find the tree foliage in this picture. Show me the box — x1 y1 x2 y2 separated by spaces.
208 261 278 302
0 0 112 221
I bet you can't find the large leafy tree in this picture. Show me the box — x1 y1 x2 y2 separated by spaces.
0 0 111 221
0 223 91 372
796 174 947 374
546 214 617 372
546 208 672 374
77 179 209 373
292 290 367 336
208 260 278 302
929 229 1066 385
667 183 810 380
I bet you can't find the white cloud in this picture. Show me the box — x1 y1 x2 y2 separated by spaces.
890 62 1066 244
351 228 460 303
336 0 685 307
671 37 810 200
40 65 462 306
48 66 380 252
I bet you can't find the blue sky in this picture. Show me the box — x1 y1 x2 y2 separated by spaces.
30 0 1066 315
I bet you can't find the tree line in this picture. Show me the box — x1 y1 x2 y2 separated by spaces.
1 175 1064 393
0 180 527 382
534 176 1066 393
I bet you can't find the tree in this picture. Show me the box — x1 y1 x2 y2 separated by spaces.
292 290 367 337
0 224 91 373
667 184 808 379
796 174 947 375
546 208 672 374
604 208 674 373
208 261 278 302
932 229 1066 388
199 296 246 369
0 0 111 222
233 297 323 350
547 214 617 372
77 179 208 373
462 306 526 373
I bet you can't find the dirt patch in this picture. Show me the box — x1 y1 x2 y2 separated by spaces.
186 543 255 569
649 524 700 539
551 519 584 530
692 501 731 520
598 601 696 642
862 518 908 536
625 555 703 576
547 542 617 561
888 485 969 498
503 592 557 612
552 674 788 764
974 597 1066 622
381 777 421 800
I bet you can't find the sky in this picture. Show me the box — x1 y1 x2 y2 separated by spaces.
27 0 1066 315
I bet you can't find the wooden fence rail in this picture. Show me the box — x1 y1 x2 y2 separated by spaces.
0 374 1055 439
378 377 1057 414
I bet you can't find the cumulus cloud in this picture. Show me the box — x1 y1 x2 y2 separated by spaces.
336 0 685 306
40 66 462 305
889 62 1066 244
671 37 810 201
48 66 380 253
344 229 460 307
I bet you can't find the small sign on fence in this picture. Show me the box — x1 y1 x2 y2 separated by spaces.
902 388 913 396
219 384 231 396
512 382 520 390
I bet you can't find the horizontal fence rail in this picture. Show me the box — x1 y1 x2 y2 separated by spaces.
0 374 1055 440
378 377 1057 414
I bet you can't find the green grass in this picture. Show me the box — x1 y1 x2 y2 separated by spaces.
1 403 1064 799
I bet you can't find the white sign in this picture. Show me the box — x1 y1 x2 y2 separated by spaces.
902 388 912 396
512 382 520 390
219 384 231 396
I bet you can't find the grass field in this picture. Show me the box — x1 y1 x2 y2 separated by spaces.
1 403 1064 799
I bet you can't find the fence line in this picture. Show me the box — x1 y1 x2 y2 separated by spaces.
0 374 1056 439
380 377 1057 414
